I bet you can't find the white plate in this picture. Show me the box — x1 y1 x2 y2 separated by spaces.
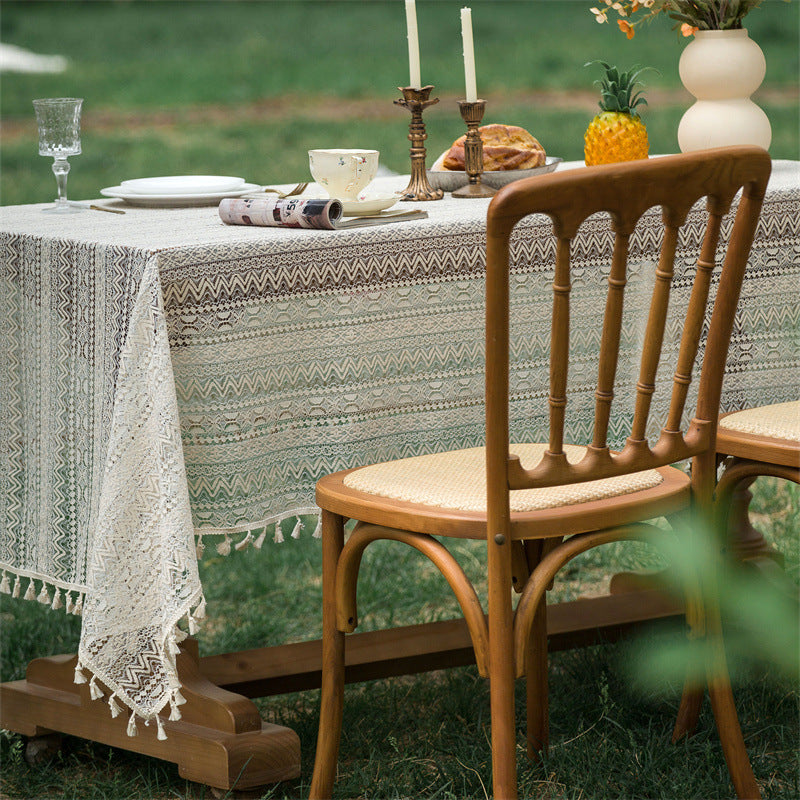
100 182 262 207
340 192 400 216
427 156 562 192
120 175 246 195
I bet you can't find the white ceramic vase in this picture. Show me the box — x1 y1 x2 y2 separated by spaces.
678 28 771 152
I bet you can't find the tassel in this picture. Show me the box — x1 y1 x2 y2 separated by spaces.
194 596 207 620
167 636 181 656
273 521 284 544
12 575 21 598
73 593 84 615
108 693 122 718
174 627 188 643
65 592 75 614
51 588 63 610
216 534 231 556
291 517 303 539
234 531 253 551
253 528 267 549
89 675 103 700
0 572 10 594
127 711 138 737
74 663 87 684
195 536 205 560
312 516 322 538
24 579 36 601
187 613 199 636
37 583 51 605
173 688 187 706
169 696 182 721
156 715 167 741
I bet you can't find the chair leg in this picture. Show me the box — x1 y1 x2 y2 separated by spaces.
310 511 346 800
672 684 704 742
705 605 761 800
488 548 518 799
525 597 548 761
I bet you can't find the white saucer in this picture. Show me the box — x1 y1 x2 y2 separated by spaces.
340 192 400 216
120 175 246 195
100 182 261 207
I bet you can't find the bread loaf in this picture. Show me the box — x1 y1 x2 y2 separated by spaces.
442 123 546 171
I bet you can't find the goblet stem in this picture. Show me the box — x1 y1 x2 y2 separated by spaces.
43 157 84 213
53 158 70 206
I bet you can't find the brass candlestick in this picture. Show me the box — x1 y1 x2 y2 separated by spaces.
452 100 495 199
394 85 444 202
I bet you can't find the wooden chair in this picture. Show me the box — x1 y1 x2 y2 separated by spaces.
717 402 800 565
670 401 799 751
309 147 771 800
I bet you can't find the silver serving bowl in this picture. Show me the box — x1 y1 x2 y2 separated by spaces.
427 155 562 193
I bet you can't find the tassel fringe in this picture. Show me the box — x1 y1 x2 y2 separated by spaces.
216 534 231 556
234 531 253 551
291 517 303 539
273 522 284 544
169 695 182 721
23 579 36 601
0 572 10 594
127 711 138 737
89 675 104 700
109 693 122 718
253 528 267 549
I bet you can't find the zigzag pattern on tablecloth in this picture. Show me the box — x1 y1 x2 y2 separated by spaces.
165 194 799 533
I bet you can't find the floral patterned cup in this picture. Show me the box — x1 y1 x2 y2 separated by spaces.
308 149 379 200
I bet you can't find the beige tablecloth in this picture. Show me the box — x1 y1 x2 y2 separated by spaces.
1 162 798 729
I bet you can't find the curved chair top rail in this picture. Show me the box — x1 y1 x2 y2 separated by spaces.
483 146 772 493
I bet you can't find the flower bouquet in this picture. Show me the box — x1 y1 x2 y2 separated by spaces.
590 0 773 38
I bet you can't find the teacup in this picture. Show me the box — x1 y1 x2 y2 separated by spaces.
308 149 379 200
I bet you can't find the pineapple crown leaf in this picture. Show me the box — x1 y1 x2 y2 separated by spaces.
585 60 658 117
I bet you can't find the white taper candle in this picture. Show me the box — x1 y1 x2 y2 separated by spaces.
461 7 477 102
405 0 421 89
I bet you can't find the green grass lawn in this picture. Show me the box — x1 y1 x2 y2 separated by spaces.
1 0 797 205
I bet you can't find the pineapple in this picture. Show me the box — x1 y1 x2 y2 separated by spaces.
584 61 650 166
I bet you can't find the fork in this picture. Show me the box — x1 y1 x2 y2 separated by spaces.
245 182 309 199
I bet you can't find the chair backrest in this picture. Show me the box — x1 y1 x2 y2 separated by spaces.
484 147 771 515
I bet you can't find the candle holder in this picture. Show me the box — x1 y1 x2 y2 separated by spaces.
394 85 444 202
452 99 496 199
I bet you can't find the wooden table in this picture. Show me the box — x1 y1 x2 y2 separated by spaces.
1 163 798 791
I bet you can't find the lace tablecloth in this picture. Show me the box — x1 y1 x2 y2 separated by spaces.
1 161 798 730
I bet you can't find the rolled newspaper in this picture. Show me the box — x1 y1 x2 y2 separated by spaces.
219 196 343 229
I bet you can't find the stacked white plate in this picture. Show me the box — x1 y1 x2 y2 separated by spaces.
100 175 260 206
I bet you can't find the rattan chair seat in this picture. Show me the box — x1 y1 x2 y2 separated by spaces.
343 443 663 513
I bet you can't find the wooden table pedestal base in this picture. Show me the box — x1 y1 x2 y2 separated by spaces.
0 639 301 792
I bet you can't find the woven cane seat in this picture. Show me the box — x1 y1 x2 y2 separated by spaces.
719 401 800 442
343 443 663 513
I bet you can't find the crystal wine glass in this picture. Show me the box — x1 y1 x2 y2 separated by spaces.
33 97 86 213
